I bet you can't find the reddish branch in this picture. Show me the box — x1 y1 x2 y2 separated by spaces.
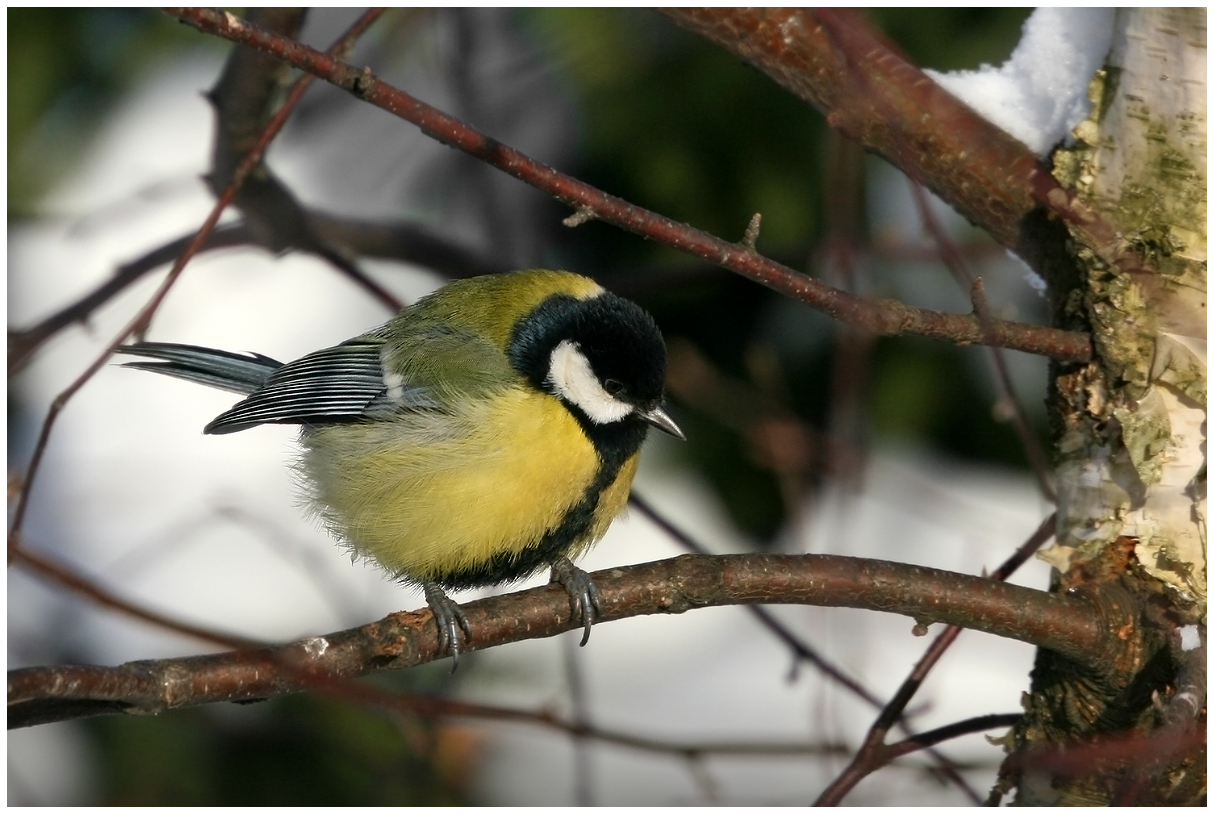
908 181 1057 502
631 494 982 802
815 513 1057 805
164 7 1092 363
10 552 1126 728
662 9 1154 283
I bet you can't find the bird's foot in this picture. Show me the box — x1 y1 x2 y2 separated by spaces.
423 583 473 672
550 557 602 646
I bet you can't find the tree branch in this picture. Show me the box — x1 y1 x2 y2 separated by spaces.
661 9 1156 285
10 552 1126 728
814 513 1056 804
631 494 984 802
163 7 1093 363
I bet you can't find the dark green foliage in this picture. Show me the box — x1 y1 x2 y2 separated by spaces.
870 8 1031 71
8 8 201 213
516 8 1041 542
87 694 470 806
523 9 826 263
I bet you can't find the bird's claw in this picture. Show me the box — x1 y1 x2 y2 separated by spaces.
424 583 472 672
550 557 602 646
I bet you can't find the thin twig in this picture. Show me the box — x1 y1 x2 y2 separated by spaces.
8 211 502 376
814 513 1056 805
564 633 595 806
883 713 1024 760
908 182 1057 502
8 223 250 375
205 8 401 313
820 135 875 492
7 9 388 548
630 493 980 801
630 495 888 708
163 7 1093 363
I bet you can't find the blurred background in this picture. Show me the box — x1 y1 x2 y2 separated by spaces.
9 8 1057 805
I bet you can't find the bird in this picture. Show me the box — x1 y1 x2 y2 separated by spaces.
116 268 683 664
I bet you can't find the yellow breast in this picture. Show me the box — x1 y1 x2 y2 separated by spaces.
300 387 627 585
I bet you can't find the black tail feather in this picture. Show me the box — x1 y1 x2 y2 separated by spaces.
115 342 283 396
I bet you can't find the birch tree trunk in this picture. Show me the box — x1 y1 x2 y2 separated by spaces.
1010 8 1206 805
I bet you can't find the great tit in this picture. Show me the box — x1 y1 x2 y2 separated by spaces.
117 269 683 662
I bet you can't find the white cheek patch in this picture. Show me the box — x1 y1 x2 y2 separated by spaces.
546 340 633 425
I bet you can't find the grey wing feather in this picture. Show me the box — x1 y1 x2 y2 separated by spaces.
204 339 400 435
120 333 445 435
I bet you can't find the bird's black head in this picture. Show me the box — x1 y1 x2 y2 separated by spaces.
508 292 681 446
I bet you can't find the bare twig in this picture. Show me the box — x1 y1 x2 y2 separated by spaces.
205 8 401 311
630 494 980 801
883 713 1023 760
814 514 1056 805
908 181 1057 502
11 546 258 650
8 224 250 375
163 7 1093 363
630 495 879 704
8 212 502 376
564 634 594 806
7 10 388 549
820 135 875 492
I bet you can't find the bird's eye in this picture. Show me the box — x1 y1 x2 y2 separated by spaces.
603 378 625 396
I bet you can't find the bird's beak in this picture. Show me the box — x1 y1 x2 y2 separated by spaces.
640 405 685 440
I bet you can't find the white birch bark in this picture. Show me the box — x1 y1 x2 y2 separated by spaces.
1047 7 1206 612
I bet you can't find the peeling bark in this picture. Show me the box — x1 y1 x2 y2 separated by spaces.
1009 9 1206 805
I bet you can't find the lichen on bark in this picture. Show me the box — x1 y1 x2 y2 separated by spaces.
1046 8 1206 607
1008 9 1205 805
